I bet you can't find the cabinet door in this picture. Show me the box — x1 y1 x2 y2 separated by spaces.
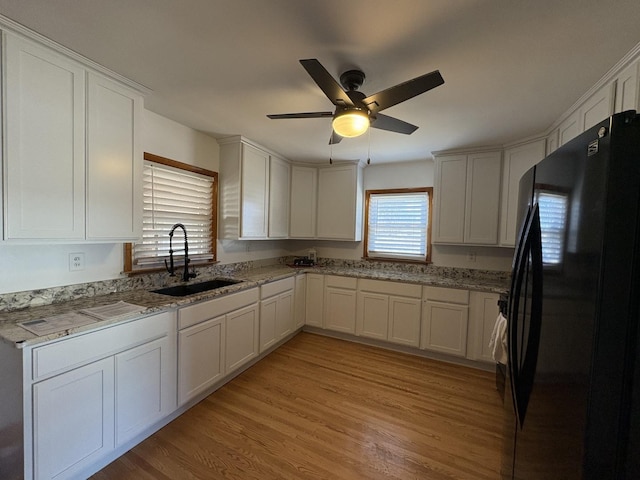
240 144 269 239
468 292 501 363
294 274 307 328
86 73 142 241
388 296 421 348
115 335 176 446
259 296 278 353
4 35 86 240
433 155 467 243
317 164 363 240
580 83 614 132
614 61 639 113
178 316 225 405
558 110 581 147
225 303 259 374
305 274 325 327
276 290 294 339
33 357 114 480
289 166 317 238
500 140 546 246
325 287 357 334
356 291 389 340
268 156 290 238
421 300 469 357
464 151 502 245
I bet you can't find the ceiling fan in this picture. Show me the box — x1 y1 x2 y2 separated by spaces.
267 58 444 144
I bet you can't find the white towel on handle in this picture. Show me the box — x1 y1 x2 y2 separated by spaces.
489 313 508 365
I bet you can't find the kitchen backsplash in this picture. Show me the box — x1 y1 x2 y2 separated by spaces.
0 256 509 313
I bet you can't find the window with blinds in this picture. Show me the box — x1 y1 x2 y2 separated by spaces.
126 154 217 271
537 191 569 266
364 188 432 262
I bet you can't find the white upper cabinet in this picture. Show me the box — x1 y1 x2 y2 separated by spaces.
433 151 502 245
580 83 615 132
289 165 318 238
86 73 142 241
4 34 86 240
614 60 639 113
268 155 290 238
219 137 290 240
3 31 145 242
500 139 546 247
317 163 364 241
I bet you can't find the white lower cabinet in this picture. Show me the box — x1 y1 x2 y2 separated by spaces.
467 291 501 363
421 286 470 357
225 303 260 374
357 291 389 340
259 277 294 352
115 336 176 445
178 316 225 406
356 279 422 347
305 273 325 327
388 295 422 347
28 310 176 480
324 276 357 333
294 274 306 328
33 357 115 480
177 288 260 404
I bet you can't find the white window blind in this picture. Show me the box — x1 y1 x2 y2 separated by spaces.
537 191 568 265
367 191 429 260
133 161 214 266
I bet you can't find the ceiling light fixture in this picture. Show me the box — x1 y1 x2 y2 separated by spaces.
332 109 370 138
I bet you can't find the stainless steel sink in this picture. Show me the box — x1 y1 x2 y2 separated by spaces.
151 278 242 297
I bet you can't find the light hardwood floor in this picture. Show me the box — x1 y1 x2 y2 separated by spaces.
92 332 504 479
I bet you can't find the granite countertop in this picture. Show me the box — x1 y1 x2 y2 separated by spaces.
0 265 509 349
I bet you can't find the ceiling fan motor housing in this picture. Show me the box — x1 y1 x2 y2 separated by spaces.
339 69 366 91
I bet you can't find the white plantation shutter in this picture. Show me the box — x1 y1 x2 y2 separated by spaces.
367 191 429 260
537 191 568 265
133 161 214 266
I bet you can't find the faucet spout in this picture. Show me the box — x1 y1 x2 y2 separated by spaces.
164 223 197 282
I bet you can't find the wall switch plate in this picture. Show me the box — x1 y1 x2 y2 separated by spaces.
69 252 85 271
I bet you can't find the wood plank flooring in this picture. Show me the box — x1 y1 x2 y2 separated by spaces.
92 332 504 480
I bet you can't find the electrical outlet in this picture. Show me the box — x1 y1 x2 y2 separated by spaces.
467 251 477 262
69 252 85 271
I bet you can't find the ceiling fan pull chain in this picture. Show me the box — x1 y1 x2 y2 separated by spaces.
367 128 371 165
329 138 333 165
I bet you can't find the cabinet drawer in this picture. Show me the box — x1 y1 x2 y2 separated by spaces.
178 288 259 330
423 286 469 304
32 311 175 381
358 279 422 298
325 275 357 289
260 276 295 299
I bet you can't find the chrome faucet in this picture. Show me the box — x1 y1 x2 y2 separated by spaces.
164 223 197 282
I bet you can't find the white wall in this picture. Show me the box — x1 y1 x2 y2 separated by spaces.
286 160 513 272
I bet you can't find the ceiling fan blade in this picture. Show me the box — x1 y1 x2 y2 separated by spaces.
267 111 333 119
329 131 343 144
371 113 419 134
300 59 354 107
363 70 444 114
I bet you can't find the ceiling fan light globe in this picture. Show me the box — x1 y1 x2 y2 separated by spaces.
332 110 370 138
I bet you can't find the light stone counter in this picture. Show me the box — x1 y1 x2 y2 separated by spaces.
0 262 509 348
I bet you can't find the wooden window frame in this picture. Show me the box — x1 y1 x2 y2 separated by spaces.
124 152 218 274
363 187 433 264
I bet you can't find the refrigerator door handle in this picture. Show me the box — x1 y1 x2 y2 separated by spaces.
508 204 544 428
507 206 532 420
515 205 543 428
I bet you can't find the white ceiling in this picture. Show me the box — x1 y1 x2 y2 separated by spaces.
1 0 639 165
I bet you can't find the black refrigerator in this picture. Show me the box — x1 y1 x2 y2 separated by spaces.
502 110 640 479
